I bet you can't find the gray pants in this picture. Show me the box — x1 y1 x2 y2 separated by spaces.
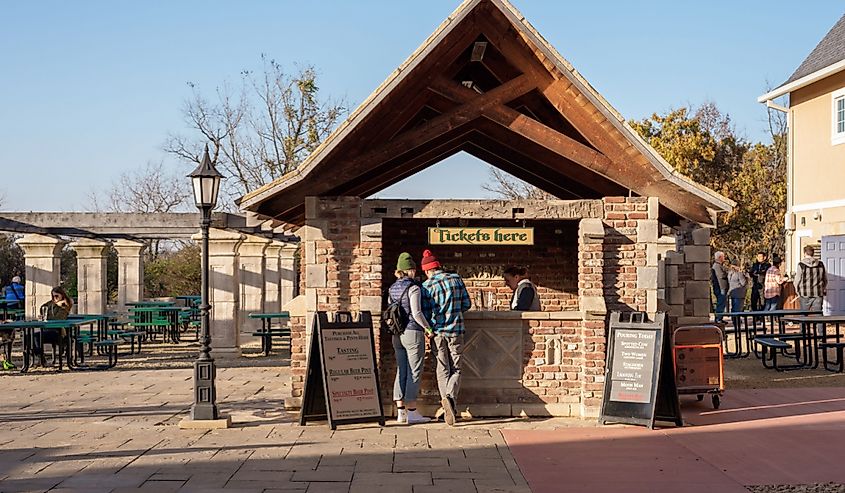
800 296 823 312
393 330 426 402
432 333 464 401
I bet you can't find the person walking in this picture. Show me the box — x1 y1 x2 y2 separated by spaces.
503 266 540 311
711 251 729 322
748 252 770 311
388 252 432 425
763 257 787 311
793 245 827 312
728 262 749 313
421 249 471 426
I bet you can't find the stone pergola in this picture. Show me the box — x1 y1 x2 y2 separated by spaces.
0 212 298 355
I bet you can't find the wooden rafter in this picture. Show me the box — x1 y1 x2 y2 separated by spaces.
330 73 535 187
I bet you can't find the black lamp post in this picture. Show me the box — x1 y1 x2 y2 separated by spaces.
188 145 223 421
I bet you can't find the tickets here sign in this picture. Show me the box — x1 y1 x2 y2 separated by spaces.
428 227 534 246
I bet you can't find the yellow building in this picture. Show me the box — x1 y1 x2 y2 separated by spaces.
759 14 845 313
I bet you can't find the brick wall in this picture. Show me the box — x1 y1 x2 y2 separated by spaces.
288 196 665 418
380 219 580 311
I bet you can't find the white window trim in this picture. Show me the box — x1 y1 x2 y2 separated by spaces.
832 87 845 146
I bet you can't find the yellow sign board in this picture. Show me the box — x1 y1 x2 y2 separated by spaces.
428 227 534 246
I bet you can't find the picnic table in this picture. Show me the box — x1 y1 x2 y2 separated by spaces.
125 301 176 307
1 318 113 372
128 306 187 343
779 315 845 372
174 295 201 308
248 312 290 356
0 300 25 321
722 309 822 358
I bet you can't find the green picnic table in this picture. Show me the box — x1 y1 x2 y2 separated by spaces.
248 312 291 356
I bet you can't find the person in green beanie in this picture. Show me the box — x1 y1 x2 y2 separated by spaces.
388 252 433 425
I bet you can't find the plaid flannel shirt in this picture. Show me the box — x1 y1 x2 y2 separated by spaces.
422 270 472 335
763 266 784 299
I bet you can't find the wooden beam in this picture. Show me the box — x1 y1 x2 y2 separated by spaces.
334 130 474 198
541 80 634 168
357 9 487 149
470 119 627 196
465 128 623 198
431 78 617 179
483 104 614 176
331 74 536 184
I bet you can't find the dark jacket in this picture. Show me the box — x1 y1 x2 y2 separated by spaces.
40 301 70 321
749 261 771 289
511 280 541 311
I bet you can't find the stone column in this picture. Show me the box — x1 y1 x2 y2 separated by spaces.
238 235 271 338
192 228 244 357
637 197 660 317
279 243 298 308
263 242 284 314
16 234 65 319
73 238 110 315
113 239 146 309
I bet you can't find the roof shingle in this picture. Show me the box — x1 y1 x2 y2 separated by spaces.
784 14 845 85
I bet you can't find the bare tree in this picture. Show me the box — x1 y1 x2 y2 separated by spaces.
89 161 191 214
164 56 347 205
482 168 555 200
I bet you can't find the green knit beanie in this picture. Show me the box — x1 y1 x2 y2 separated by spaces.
396 252 416 271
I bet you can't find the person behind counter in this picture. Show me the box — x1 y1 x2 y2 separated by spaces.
388 252 432 425
33 286 73 365
503 266 540 311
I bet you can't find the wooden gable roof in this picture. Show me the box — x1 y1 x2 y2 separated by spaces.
239 0 733 226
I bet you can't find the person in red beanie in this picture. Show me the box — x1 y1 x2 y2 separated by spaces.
420 249 471 426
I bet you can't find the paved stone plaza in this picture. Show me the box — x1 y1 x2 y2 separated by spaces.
0 360 538 493
2 344 845 493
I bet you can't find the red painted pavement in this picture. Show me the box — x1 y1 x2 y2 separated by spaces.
503 388 845 493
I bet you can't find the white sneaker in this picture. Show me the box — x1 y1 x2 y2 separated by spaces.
406 409 430 424
396 408 407 424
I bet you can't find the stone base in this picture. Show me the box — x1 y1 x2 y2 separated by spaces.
178 414 232 430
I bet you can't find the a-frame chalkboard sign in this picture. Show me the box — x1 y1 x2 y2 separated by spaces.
299 311 385 430
599 311 683 429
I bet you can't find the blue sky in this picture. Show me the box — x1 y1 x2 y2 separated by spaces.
1 1 842 210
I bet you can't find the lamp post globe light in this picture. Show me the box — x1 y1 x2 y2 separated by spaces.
187 145 224 424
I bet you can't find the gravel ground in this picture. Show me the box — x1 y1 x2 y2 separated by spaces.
747 483 845 493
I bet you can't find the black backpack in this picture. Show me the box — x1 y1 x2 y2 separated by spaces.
381 283 414 336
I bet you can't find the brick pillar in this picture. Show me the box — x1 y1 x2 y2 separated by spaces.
193 228 244 357
113 239 146 309
16 234 65 319
280 243 298 308
577 218 607 317
238 235 270 337
288 196 365 408
73 238 110 314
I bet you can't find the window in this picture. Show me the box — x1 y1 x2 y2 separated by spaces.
833 88 845 145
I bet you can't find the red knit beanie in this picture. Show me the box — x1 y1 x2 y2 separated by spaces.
421 249 441 271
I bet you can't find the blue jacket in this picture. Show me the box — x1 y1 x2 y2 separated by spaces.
4 282 24 308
